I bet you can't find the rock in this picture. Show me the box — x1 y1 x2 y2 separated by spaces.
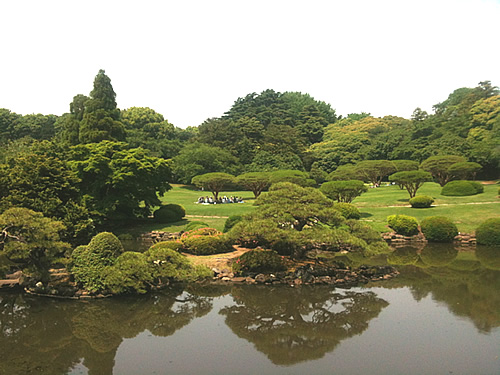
221 277 231 282
294 278 302 285
245 277 256 284
255 274 266 283
232 277 246 283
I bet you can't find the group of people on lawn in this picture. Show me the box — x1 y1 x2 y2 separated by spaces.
196 196 244 204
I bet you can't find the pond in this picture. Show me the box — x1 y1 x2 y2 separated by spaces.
1 245 499 375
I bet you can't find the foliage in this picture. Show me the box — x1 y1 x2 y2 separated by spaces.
70 141 172 220
327 164 359 181
232 249 286 274
236 172 271 198
153 204 186 223
333 202 361 220
268 169 314 187
70 232 124 292
181 227 222 239
420 244 458 266
475 218 500 246
447 161 482 180
181 235 234 255
254 182 344 231
409 195 434 208
223 215 243 233
441 180 484 196
102 251 153 294
420 216 458 243
420 155 467 186
300 227 368 253
354 160 397 185
148 241 183 253
389 170 433 198
0 207 71 279
191 172 236 200
320 180 367 203
344 219 385 245
387 215 419 236
184 221 210 232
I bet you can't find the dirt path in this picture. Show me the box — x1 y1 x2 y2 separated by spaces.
185 215 229 219
184 245 252 271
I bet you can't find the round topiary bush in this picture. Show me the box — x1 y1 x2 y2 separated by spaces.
223 215 243 233
333 202 361 220
86 232 124 264
387 215 419 236
153 204 186 223
475 218 500 246
181 235 234 255
420 216 458 242
232 249 286 274
184 221 210 232
149 240 183 252
441 180 484 196
409 195 434 208
181 227 221 239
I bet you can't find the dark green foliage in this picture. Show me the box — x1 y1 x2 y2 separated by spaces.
153 204 186 223
344 219 384 245
181 235 234 255
420 155 466 186
387 247 419 265
86 232 124 262
102 252 153 294
184 221 210 231
475 218 500 245
447 161 482 180
387 215 419 236
320 180 367 203
233 249 286 274
236 172 271 198
441 180 484 196
389 170 432 198
420 245 458 266
148 241 183 253
268 170 313 187
191 172 236 200
409 195 434 208
420 216 458 243
223 215 243 233
333 202 361 220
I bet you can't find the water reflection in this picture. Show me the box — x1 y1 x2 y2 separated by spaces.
0 285 218 375
220 285 389 365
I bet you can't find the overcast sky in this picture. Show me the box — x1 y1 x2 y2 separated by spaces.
1 0 499 128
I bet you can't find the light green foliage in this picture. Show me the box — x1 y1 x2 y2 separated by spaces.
70 232 124 292
300 227 368 253
389 170 432 198
320 180 367 203
344 219 384 245
420 216 458 243
387 215 419 236
70 141 172 220
409 195 434 208
392 160 419 172
333 202 361 220
448 161 482 180
355 160 397 186
232 249 286 274
184 221 210 231
153 204 186 223
180 235 234 255
475 218 500 246
0 207 70 279
420 155 466 186
102 251 153 294
236 172 271 198
148 241 183 253
327 164 359 181
268 169 313 187
191 172 236 200
223 215 243 233
441 180 484 196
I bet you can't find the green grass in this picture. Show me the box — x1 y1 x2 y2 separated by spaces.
123 182 499 235
353 182 500 233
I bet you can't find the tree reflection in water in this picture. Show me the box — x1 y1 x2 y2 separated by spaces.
220 285 389 365
0 285 220 375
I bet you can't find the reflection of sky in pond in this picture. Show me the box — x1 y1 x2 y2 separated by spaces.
108 287 500 375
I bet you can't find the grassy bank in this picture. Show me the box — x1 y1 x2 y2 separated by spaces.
127 182 499 235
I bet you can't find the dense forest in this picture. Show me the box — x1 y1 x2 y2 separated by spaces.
1 70 499 247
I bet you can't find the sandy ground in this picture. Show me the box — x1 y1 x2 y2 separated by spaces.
183 245 252 271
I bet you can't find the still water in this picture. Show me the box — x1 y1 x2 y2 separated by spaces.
1 245 499 375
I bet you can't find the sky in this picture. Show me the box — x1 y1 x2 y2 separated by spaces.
1 0 499 128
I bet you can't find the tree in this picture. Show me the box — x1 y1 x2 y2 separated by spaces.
191 173 235 200
70 141 172 220
268 170 314 187
420 155 466 186
327 164 359 181
320 180 368 203
79 70 125 143
236 172 271 198
389 170 432 198
172 143 240 184
447 161 482 180
354 160 397 186
0 207 70 280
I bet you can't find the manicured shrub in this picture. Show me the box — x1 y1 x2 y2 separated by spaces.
184 221 210 231
232 249 286 274
181 235 234 255
387 215 419 236
227 219 279 249
153 204 186 223
333 202 361 220
409 195 434 208
86 232 124 263
223 215 243 233
475 218 500 246
420 216 458 242
300 227 368 253
102 251 153 294
345 219 383 244
441 180 484 196
181 227 221 239
149 240 182 252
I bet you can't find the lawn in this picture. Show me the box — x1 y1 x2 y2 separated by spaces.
125 182 499 235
